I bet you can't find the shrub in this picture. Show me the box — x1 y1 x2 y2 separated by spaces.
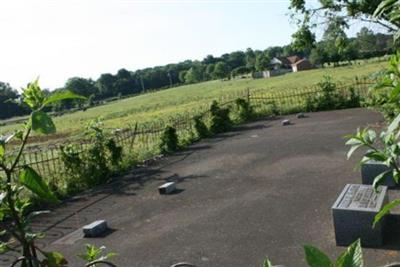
106 138 123 166
235 98 254 122
159 125 179 154
60 119 123 193
305 76 362 112
193 115 210 138
209 100 232 134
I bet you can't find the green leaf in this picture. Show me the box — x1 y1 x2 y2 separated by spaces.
31 111 56 135
374 199 400 227
22 78 45 110
372 170 392 190
263 258 274 267
388 114 400 133
0 242 9 253
43 90 86 107
0 192 5 204
336 239 363 267
345 138 362 146
304 245 333 267
389 84 400 101
364 151 387 162
0 141 4 159
19 166 58 203
347 144 362 159
40 250 68 267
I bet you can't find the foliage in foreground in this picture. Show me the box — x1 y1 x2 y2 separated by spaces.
346 112 400 226
264 239 400 267
367 52 400 120
0 79 87 265
78 244 116 264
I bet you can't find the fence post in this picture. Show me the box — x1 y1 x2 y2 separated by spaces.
246 88 250 103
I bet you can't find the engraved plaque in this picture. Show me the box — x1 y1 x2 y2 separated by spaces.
336 184 380 210
332 184 388 247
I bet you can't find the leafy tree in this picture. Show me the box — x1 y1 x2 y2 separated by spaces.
96 73 117 98
205 64 215 80
65 77 98 97
178 70 188 83
227 51 246 69
184 64 204 84
213 62 230 79
245 48 257 70
202 54 217 64
309 44 329 65
115 68 136 95
356 27 377 53
255 53 271 71
289 0 399 51
291 25 315 54
0 82 29 119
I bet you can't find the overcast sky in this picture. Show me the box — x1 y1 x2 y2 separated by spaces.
0 0 386 90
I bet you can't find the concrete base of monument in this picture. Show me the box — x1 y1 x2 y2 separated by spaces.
361 161 399 189
332 184 388 247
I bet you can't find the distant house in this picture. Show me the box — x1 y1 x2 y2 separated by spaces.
269 55 313 74
253 55 314 79
291 58 313 72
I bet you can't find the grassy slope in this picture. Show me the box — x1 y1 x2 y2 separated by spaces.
0 61 386 139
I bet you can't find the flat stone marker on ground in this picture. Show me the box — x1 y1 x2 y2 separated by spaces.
281 119 290 126
361 161 397 188
332 184 388 247
82 220 108 237
159 182 176 194
296 113 305 119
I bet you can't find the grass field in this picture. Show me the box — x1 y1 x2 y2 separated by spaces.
0 61 386 143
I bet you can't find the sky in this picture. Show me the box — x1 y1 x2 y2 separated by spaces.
0 0 387 90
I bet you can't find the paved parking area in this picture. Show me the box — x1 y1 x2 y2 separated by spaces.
4 108 400 267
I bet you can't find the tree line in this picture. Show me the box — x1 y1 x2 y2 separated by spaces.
0 27 393 120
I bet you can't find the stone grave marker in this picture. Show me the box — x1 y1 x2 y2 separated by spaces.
332 184 388 247
361 161 397 188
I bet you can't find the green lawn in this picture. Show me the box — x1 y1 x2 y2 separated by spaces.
0 61 386 142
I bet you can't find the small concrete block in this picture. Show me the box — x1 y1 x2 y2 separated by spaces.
82 220 108 237
296 113 305 119
159 182 176 194
332 184 388 247
361 161 397 188
281 119 290 126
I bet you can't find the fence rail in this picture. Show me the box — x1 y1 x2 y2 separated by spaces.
2 78 374 184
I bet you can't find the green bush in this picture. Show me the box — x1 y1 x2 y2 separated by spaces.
235 97 254 122
60 119 123 194
209 100 232 134
305 76 362 112
159 125 179 154
193 115 210 138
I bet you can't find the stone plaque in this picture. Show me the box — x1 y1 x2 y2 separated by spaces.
335 184 381 211
332 184 388 247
